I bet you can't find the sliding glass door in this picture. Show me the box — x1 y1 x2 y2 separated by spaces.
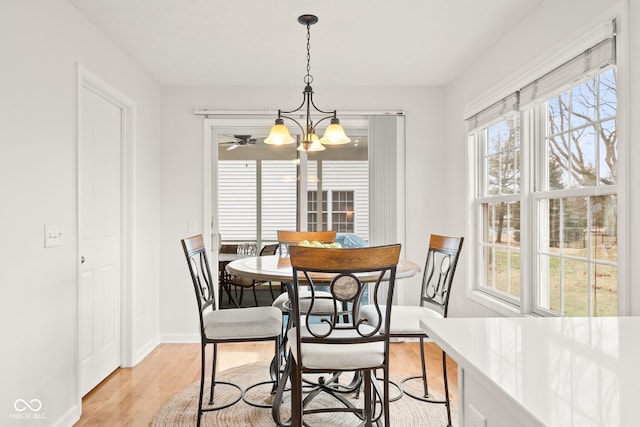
217 133 369 246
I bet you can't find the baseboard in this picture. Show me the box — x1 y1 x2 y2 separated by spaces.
50 403 81 427
159 333 200 343
132 336 160 366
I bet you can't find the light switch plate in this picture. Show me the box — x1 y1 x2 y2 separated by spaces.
45 224 64 248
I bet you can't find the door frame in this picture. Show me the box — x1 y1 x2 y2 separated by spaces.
76 64 137 401
201 113 407 305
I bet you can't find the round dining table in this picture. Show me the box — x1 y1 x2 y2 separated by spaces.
226 254 420 282
226 253 420 424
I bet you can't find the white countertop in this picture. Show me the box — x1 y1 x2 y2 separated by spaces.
420 316 640 427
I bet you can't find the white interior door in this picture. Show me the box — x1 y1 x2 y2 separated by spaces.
79 86 122 396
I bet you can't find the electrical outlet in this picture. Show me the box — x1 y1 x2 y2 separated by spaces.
45 224 64 248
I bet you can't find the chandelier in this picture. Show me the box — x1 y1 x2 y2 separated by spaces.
264 14 350 153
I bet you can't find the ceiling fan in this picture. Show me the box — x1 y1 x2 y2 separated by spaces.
220 134 259 151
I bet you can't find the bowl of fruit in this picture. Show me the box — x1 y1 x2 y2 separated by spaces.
297 240 342 248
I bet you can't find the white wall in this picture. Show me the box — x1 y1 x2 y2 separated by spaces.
443 0 640 316
0 1 161 425
159 85 448 339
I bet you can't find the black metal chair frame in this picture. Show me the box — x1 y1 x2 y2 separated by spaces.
397 235 464 427
278 244 401 427
226 243 280 306
182 235 282 427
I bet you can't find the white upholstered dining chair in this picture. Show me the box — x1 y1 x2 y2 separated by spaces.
285 244 401 426
359 234 463 427
181 234 283 427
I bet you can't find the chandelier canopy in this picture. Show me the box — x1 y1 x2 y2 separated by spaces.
264 14 350 153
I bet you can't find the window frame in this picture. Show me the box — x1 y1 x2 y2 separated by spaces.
308 189 358 233
465 16 626 317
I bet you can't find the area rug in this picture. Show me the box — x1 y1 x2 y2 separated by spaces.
152 361 456 426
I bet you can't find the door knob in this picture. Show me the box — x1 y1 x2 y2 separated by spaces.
81 256 85 264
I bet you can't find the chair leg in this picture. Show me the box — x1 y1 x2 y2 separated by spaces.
238 287 245 306
251 283 259 307
197 343 206 427
419 336 430 398
363 370 372 427
271 337 280 392
272 350 292 426
209 343 217 404
290 356 303 427
401 338 447 405
268 281 276 301
442 350 453 427
383 366 391 426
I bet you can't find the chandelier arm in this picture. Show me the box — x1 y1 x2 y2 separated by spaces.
311 115 337 130
278 114 306 135
278 93 309 116
308 92 337 116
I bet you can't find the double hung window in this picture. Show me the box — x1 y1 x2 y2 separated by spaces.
468 28 619 316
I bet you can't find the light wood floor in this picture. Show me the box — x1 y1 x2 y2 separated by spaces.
74 341 458 426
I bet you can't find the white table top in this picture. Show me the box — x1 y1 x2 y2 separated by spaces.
226 255 419 282
420 316 640 427
218 253 250 263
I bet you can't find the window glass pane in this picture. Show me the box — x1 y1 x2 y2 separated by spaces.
600 119 617 185
570 126 597 187
537 195 617 316
591 263 618 316
547 92 569 135
589 195 617 263
218 161 257 241
545 70 617 190
539 254 561 313
547 134 568 190
485 116 520 196
262 161 297 241
599 69 617 119
480 201 521 301
570 80 597 128
562 259 589 316
308 192 318 231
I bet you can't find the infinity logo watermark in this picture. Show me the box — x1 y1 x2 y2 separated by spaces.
9 399 46 420
14 399 42 412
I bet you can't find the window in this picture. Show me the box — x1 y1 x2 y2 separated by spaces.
307 190 327 231
308 190 356 233
534 68 618 316
307 159 368 237
477 115 522 305
468 30 618 317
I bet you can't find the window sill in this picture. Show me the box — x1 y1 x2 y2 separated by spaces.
467 289 524 317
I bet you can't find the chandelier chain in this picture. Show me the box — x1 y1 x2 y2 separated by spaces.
304 23 313 85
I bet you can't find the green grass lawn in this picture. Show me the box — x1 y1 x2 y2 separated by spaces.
487 243 618 316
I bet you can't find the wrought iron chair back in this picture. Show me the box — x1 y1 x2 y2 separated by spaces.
286 243 401 426
420 235 464 318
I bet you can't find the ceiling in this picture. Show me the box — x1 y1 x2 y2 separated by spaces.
69 0 543 87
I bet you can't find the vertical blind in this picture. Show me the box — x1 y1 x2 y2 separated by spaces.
368 115 398 246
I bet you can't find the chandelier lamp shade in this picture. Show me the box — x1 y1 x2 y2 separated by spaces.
264 14 350 153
